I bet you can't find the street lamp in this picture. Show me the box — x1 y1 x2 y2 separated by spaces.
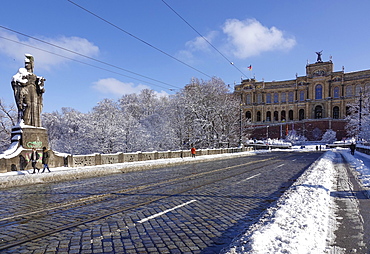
359 88 363 142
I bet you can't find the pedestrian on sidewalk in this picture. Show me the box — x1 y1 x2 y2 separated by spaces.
191 147 196 158
30 148 40 174
42 147 51 173
349 142 356 155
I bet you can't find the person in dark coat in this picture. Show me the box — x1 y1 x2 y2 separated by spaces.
42 147 51 173
349 143 356 155
30 148 40 174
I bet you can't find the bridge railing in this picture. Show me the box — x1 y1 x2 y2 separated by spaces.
0 146 254 173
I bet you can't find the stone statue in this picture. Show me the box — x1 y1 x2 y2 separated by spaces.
11 54 46 127
315 51 323 63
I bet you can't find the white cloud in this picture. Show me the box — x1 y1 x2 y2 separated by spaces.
222 18 296 59
93 78 169 98
0 30 99 70
178 18 296 61
185 31 218 52
178 31 218 62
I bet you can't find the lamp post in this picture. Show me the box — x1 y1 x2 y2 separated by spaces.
359 88 363 142
239 91 243 148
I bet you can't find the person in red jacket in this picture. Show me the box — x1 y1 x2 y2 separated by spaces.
191 147 196 158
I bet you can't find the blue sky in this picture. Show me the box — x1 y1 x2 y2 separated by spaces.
1 1 370 113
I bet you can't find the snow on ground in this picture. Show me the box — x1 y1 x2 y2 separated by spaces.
341 149 370 198
2 145 370 253
224 151 336 254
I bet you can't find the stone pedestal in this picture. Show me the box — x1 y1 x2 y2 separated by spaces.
11 125 49 149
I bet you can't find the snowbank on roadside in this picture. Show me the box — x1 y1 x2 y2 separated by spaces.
224 151 336 254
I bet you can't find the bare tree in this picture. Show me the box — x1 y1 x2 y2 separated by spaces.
0 100 17 152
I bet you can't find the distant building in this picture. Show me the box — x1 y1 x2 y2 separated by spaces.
234 55 370 141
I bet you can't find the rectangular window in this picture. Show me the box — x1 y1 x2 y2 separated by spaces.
288 92 294 103
281 92 286 103
266 93 271 103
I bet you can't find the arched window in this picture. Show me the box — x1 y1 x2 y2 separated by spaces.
281 110 286 121
246 111 252 119
246 94 252 104
365 83 370 94
288 92 294 103
274 93 279 103
274 111 279 121
333 106 339 119
288 110 293 121
266 93 271 103
333 86 340 98
315 84 323 99
346 85 353 97
266 111 271 122
315 105 323 119
257 111 261 122
355 85 362 96
299 90 305 101
299 109 305 120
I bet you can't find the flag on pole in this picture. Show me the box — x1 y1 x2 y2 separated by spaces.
248 65 252 70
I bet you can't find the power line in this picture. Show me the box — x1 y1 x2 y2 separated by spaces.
161 0 249 79
0 25 181 90
67 0 213 79
0 35 178 91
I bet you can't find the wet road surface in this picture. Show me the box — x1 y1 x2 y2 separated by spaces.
0 151 323 253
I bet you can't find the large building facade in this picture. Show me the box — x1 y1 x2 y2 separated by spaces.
235 56 370 141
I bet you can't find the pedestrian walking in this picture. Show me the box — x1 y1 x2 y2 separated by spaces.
42 147 51 173
30 148 40 174
191 147 196 158
349 142 356 155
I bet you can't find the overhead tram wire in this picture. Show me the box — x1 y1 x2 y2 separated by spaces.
161 0 249 79
67 0 213 79
0 25 180 91
0 36 175 91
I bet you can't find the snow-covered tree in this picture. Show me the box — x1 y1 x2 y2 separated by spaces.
176 77 241 148
285 129 307 145
321 129 337 143
345 93 370 142
37 77 242 154
0 100 17 152
88 99 126 154
42 108 88 154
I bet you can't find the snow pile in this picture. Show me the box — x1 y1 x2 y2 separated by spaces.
224 151 336 254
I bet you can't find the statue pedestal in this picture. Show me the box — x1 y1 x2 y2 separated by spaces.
11 125 49 149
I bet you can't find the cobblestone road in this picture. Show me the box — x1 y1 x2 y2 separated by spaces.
0 151 323 253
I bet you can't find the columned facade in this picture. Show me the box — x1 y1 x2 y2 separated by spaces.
235 58 370 140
